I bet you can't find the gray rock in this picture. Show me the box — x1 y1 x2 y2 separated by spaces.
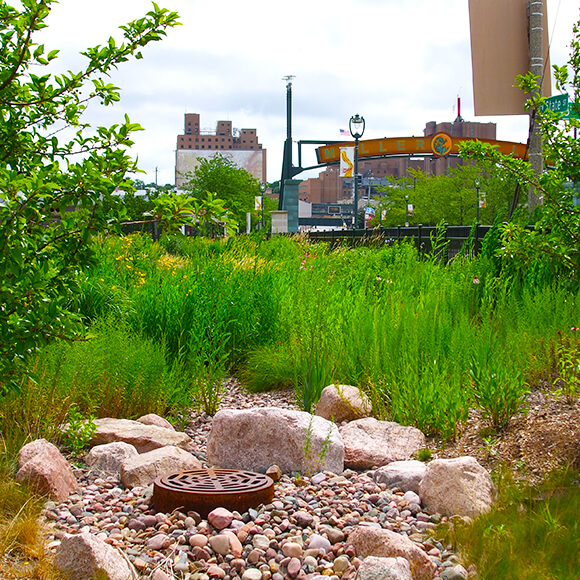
206 407 344 475
440 565 469 580
85 441 138 475
339 418 426 470
373 460 427 493
120 445 201 488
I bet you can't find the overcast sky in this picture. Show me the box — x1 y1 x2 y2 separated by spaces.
37 0 578 185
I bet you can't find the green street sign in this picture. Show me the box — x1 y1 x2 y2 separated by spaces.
541 94 569 114
565 100 579 119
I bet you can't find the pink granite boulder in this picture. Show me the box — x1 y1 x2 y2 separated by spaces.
16 439 76 502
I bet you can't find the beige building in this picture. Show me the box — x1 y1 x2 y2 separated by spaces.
175 113 267 187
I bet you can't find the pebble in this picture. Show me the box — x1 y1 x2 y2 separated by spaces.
282 541 303 558
287 556 302 577
242 568 263 580
308 533 332 554
209 533 230 555
41 381 460 580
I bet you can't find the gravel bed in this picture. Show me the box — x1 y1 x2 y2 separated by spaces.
41 382 463 579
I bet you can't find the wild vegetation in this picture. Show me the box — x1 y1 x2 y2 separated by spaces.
1 0 579 577
4 230 580 577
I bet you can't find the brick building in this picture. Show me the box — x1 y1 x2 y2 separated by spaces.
175 113 267 187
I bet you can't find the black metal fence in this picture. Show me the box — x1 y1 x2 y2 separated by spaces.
304 224 494 261
120 220 495 262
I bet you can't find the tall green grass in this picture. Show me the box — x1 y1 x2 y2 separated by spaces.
57 233 580 440
443 466 580 579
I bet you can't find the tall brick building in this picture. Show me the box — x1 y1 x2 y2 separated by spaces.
175 113 267 188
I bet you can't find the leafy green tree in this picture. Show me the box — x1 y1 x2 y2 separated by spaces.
372 164 519 227
0 1 180 388
183 154 261 227
460 18 580 287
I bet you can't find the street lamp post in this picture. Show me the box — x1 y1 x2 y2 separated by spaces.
349 114 365 229
405 194 409 227
475 179 481 222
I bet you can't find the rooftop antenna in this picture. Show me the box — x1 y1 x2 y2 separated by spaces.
279 75 296 209
454 96 464 123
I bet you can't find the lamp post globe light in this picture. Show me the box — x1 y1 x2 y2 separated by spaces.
349 114 365 229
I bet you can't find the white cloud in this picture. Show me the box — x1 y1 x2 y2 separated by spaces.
31 0 580 185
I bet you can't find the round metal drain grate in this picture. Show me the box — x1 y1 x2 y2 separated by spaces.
153 468 275 517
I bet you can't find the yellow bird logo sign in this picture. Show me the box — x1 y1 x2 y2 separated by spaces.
340 147 354 177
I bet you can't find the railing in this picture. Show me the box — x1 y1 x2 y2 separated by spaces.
120 221 496 261
304 224 494 261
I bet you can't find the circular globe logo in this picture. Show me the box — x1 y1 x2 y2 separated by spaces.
430 132 453 157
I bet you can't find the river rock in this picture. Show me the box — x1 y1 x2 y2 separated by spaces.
315 384 372 424
419 456 496 517
206 407 344 474
90 418 195 453
339 418 426 470
208 507 234 530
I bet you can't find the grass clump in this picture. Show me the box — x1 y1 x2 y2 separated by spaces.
443 466 580 579
0 473 62 579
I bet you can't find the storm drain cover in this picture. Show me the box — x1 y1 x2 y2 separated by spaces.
152 468 275 517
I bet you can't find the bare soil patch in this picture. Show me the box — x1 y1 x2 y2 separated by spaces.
434 383 580 485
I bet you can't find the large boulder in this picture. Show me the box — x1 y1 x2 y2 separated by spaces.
55 532 135 580
90 418 195 453
120 445 202 488
419 456 496 518
339 418 426 470
315 384 372 424
348 526 436 580
357 556 413 580
373 460 427 494
207 407 344 475
16 439 76 502
85 442 139 475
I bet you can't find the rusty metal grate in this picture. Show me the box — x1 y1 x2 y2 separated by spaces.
152 468 275 517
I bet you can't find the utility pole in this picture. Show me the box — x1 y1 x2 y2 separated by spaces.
279 75 295 210
528 0 544 213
